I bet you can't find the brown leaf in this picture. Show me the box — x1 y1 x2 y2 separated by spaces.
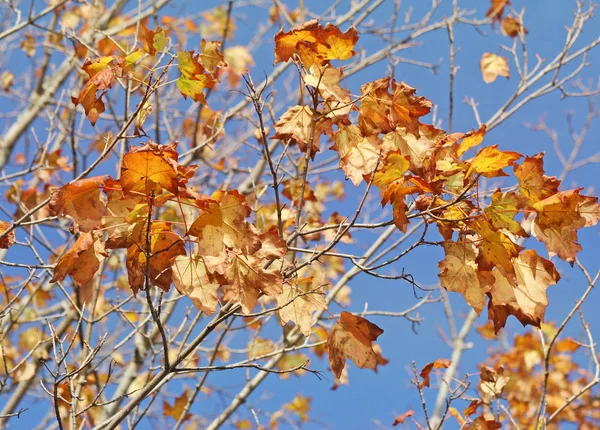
419 358 451 388
327 311 384 378
172 254 221 315
51 231 107 286
49 176 107 232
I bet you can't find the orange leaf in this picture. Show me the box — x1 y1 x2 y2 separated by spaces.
486 0 511 21
501 16 528 38
51 231 107 286
163 389 192 422
419 358 451 388
514 153 561 205
392 410 414 426
120 142 179 196
222 252 283 313
0 221 16 249
139 22 168 55
466 144 521 177
457 125 486 156
126 222 186 294
469 217 523 275
49 176 107 232
273 105 322 155
480 53 510 84
327 311 384 378
484 190 528 237
188 190 260 256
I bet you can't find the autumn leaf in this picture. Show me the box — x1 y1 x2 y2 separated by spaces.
531 189 600 263
172 254 221 315
381 124 446 175
358 77 432 137
467 415 502 430
480 53 510 83
274 20 358 67
222 252 283 313
514 153 561 205
272 105 320 155
120 142 179 196
457 125 487 156
126 222 186 294
465 144 522 177
487 249 560 332
51 231 107 286
439 239 494 315
303 66 352 119
163 389 192 422
469 217 523 275
188 190 261 256
486 0 510 21
200 39 227 74
0 221 16 249
484 190 528 237
177 51 218 104
327 311 384 378
139 22 168 55
501 16 528 38
49 176 107 232
393 410 415 426
419 358 451 388
333 124 381 185
276 278 326 336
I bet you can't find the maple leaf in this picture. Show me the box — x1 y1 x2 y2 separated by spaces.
72 56 122 125
467 415 502 430
222 252 283 313
327 311 384 378
392 410 415 426
480 53 510 83
469 217 523 276
272 105 320 155
177 51 218 104
200 39 227 74
163 389 192 422
358 77 432 137
49 176 107 232
139 22 168 55
501 16 528 38
419 358 451 388
303 66 352 120
487 249 560 332
439 239 494 315
465 144 522 177
381 124 446 175
486 0 511 21
126 222 186 294
171 254 221 315
0 221 16 249
333 124 381 185
531 189 600 263
120 142 179 196
274 21 358 67
188 190 260 256
484 190 528 237
514 153 561 205
457 125 487 157
275 278 326 336
51 231 107 286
